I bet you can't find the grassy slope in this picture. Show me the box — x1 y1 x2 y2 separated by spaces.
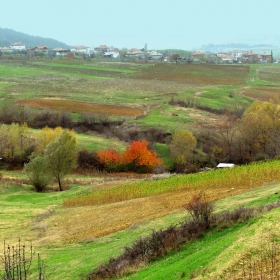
1 166 280 279
122 209 280 280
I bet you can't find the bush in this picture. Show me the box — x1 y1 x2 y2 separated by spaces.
184 193 213 229
77 149 104 172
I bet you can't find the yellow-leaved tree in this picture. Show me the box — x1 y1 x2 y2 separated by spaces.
240 98 280 158
35 126 63 154
170 130 197 172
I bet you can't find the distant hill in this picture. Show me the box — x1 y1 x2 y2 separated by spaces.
200 43 275 53
0 27 70 49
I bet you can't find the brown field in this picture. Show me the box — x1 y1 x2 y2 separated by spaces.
132 64 250 85
17 98 144 116
258 66 280 84
241 86 280 101
33 176 272 245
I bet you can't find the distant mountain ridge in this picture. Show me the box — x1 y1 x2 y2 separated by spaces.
0 27 70 49
199 43 276 53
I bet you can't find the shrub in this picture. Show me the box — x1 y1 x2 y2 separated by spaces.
1 238 49 280
77 149 104 171
184 192 213 229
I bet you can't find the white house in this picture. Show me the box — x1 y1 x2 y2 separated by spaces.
232 50 243 59
148 50 163 60
70 45 90 53
10 42 25 50
126 48 145 59
52 47 70 56
103 50 119 59
219 54 235 63
0 47 13 53
94 45 110 53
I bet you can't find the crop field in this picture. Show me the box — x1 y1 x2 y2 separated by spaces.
60 160 280 241
17 98 144 116
258 65 280 84
241 85 280 101
132 64 250 85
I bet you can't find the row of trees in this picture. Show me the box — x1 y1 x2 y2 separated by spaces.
165 97 280 173
0 124 164 191
2 98 280 182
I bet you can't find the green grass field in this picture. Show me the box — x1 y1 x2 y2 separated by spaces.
1 60 279 137
1 59 280 279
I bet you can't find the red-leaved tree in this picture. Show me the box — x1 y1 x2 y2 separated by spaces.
97 141 162 172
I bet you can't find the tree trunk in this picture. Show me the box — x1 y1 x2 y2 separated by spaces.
58 178 63 191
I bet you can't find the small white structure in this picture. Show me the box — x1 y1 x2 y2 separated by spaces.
10 42 25 50
217 163 235 168
52 47 70 56
148 50 163 60
103 51 119 59
70 45 90 53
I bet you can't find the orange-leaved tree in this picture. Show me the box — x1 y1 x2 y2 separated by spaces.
122 140 162 169
97 141 162 172
97 148 121 165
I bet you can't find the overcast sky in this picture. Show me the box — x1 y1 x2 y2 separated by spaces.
2 0 280 50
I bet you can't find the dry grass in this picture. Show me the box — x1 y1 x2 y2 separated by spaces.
240 86 280 101
40 182 278 244
17 98 144 117
258 66 280 84
200 215 280 280
132 64 249 85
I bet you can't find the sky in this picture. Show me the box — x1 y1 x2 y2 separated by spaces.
2 0 280 50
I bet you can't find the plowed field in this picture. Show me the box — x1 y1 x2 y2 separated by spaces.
17 98 144 116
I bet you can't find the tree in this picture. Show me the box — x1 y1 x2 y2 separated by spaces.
97 141 162 172
35 126 63 154
122 140 162 171
170 130 197 163
44 130 77 191
240 99 280 159
170 130 197 173
24 154 53 192
0 123 32 163
170 53 181 64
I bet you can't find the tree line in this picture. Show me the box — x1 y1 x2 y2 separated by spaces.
1 97 280 180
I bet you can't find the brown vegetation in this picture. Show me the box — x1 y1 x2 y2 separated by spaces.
17 98 144 117
241 86 280 101
132 64 249 85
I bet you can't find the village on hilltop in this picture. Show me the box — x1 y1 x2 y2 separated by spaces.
0 42 278 63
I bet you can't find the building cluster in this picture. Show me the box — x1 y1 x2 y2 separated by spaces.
192 50 275 63
0 42 166 61
0 42 277 63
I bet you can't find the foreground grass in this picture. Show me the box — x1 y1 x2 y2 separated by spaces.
1 167 280 279
121 208 280 280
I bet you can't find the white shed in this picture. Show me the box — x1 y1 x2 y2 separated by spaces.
217 163 235 168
